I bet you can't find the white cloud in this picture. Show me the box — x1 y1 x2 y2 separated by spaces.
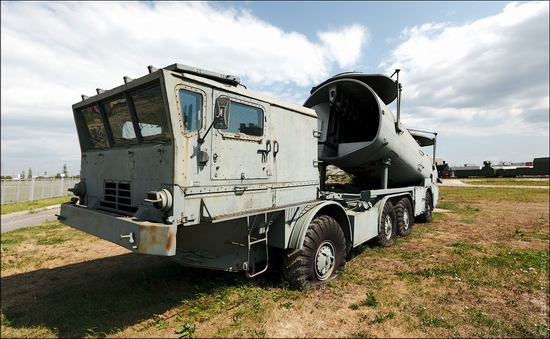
0 1 369 175
380 1 549 137
1 2 369 105
317 24 370 69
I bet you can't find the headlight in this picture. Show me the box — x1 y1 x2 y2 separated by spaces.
144 189 172 212
68 181 86 197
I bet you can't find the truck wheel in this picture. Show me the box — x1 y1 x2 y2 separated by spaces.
282 215 346 289
374 200 397 247
396 197 413 237
415 192 433 223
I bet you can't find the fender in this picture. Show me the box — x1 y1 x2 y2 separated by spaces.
376 192 411 214
287 200 351 252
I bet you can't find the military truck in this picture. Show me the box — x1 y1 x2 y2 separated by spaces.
58 63 439 289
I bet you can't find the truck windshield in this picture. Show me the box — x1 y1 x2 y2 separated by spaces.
104 97 136 146
82 105 109 149
79 85 170 149
131 86 170 142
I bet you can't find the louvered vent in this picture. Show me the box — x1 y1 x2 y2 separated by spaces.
101 181 138 214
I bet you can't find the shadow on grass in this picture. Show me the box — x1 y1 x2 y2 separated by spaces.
1 253 282 337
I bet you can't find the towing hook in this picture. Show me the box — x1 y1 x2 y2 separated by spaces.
55 214 66 221
120 232 135 244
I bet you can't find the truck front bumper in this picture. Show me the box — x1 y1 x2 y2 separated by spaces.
58 202 177 256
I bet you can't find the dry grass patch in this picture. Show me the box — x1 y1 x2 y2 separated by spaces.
1 184 548 338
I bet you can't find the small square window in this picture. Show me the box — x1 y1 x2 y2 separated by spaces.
227 102 263 136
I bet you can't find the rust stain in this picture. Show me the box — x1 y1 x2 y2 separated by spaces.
150 231 159 245
138 224 175 254
166 231 175 251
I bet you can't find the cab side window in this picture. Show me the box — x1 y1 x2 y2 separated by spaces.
179 89 203 133
227 102 263 137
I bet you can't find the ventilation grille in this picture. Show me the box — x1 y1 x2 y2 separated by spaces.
101 181 138 214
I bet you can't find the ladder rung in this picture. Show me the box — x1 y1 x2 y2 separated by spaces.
249 237 267 246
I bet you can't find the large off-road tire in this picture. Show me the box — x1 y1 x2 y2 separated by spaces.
282 215 346 290
395 197 413 237
415 192 433 223
374 200 397 247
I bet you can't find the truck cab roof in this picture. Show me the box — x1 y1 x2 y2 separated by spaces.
162 63 241 86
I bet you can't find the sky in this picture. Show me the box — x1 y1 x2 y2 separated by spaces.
1 1 548 177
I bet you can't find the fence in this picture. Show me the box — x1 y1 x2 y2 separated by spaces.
1 178 79 204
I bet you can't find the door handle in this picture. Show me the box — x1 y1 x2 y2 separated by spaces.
258 140 271 163
273 140 279 157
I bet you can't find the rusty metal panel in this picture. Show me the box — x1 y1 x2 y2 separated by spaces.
59 202 177 256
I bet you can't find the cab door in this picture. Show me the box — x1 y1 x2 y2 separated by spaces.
210 91 272 182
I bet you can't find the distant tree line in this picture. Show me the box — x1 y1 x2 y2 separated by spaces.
1 163 80 180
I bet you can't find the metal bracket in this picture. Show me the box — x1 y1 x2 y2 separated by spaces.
234 186 246 195
200 199 212 222
273 140 279 157
258 140 271 163
120 232 135 244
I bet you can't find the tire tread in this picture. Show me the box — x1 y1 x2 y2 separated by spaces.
282 215 346 289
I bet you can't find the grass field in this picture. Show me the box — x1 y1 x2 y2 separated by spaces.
1 196 72 215
461 178 549 186
1 182 548 338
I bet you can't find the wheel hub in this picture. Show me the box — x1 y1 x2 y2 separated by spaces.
315 241 336 280
384 215 393 239
403 208 410 230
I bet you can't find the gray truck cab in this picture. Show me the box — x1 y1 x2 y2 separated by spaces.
63 64 319 267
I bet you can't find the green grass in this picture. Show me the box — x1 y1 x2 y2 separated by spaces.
450 241 485 253
0 221 76 271
175 321 196 338
435 200 483 224
1 221 66 247
363 291 378 307
1 195 72 215
394 242 549 337
461 178 549 186
438 185 549 203
396 242 548 291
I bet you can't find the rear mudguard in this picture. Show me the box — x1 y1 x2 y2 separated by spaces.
287 201 352 252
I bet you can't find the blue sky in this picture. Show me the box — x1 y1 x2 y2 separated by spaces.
1 1 548 177
234 1 509 63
